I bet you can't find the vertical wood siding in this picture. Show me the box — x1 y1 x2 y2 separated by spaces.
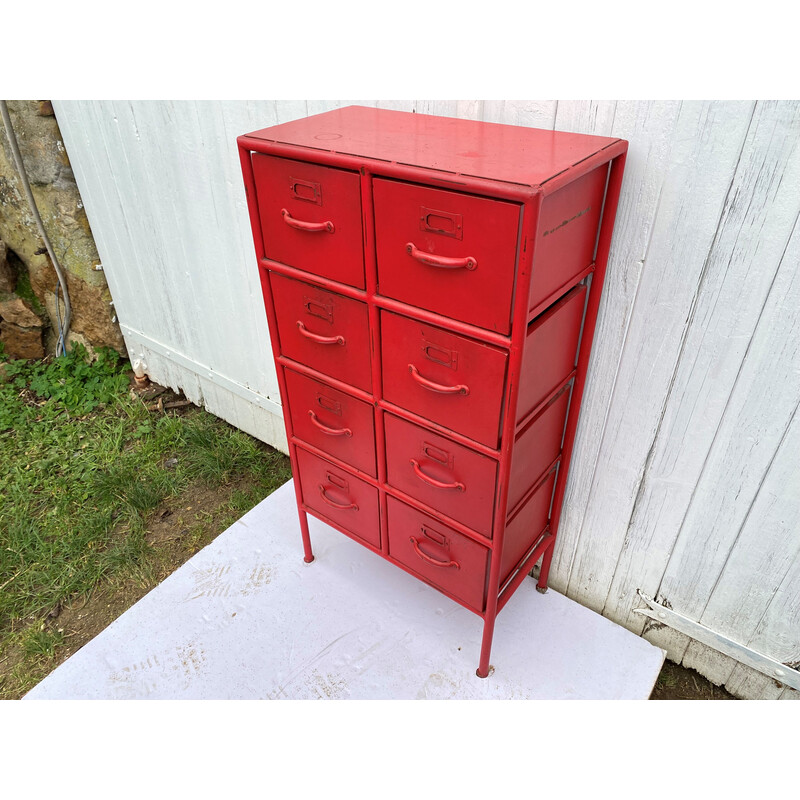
53 100 800 699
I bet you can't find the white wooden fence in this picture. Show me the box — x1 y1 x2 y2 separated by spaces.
53 100 800 699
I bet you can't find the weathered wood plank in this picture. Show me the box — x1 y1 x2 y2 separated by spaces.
564 101 755 611
601 101 800 640
482 100 558 129
647 201 800 664
555 101 617 136
682 398 800 691
549 100 684 592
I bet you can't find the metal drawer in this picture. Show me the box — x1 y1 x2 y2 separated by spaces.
384 413 497 537
285 368 377 478
508 381 571 512
380 310 508 448
500 466 557 587
270 272 372 392
373 178 520 333
529 164 608 312
517 284 586 420
253 154 365 289
386 496 489 613
296 448 380 549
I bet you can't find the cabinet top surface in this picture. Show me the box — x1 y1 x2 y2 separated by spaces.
241 105 622 188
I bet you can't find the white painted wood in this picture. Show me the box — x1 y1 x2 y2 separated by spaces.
646 193 800 665
54 99 292 452
602 101 800 636
483 100 558 129
564 102 756 611
53 99 800 698
555 100 617 136
635 592 800 690
682 402 800 691
549 100 683 594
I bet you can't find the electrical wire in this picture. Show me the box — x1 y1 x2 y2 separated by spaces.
54 280 66 355
0 100 72 356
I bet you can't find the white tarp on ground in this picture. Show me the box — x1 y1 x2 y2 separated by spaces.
25 480 664 700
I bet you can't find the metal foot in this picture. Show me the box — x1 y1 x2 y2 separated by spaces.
304 555 315 564
536 585 547 594
475 665 494 679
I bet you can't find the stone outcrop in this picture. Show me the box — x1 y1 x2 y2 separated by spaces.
0 100 125 358
0 239 15 292
0 295 45 359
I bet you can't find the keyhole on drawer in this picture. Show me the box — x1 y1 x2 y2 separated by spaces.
421 525 448 547
290 178 322 204
419 206 463 240
325 472 349 491
422 340 458 369
422 443 452 467
316 394 342 416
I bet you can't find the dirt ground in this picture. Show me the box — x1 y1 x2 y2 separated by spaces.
1 476 252 697
650 659 736 700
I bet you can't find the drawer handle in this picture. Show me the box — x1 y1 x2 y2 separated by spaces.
409 537 460 569
406 242 477 271
297 321 345 346
318 484 358 511
281 208 335 233
408 364 469 395
410 459 465 492
308 410 352 437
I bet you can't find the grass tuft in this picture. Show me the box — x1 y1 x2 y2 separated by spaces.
0 347 291 697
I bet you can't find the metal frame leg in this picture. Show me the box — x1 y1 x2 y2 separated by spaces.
536 540 555 593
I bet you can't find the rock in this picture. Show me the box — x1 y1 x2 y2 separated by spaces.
44 276 125 355
0 100 123 356
0 296 44 328
0 320 44 359
0 240 15 292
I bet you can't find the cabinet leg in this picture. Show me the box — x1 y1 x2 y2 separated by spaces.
536 540 555 593
299 509 314 563
476 613 496 678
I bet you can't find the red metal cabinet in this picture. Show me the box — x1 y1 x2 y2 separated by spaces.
238 106 627 678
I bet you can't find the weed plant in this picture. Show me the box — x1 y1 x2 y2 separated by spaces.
0 345 290 693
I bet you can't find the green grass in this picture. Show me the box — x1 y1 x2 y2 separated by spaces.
0 346 291 693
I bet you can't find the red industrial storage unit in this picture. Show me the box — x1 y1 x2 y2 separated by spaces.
237 106 627 678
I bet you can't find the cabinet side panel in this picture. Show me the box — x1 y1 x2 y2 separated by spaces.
529 165 608 311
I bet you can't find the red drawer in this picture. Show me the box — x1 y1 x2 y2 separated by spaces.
285 368 376 477
373 179 520 334
517 284 586 420
384 413 497 537
529 164 608 312
386 496 489 613
253 154 365 289
295 448 380 549
380 311 508 448
508 381 571 512
270 272 372 392
500 467 557 588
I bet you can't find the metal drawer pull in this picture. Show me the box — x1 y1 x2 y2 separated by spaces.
281 208 334 233
318 484 358 511
297 321 345 346
410 459 465 492
409 537 460 569
408 364 469 395
405 242 477 271
308 410 352 437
